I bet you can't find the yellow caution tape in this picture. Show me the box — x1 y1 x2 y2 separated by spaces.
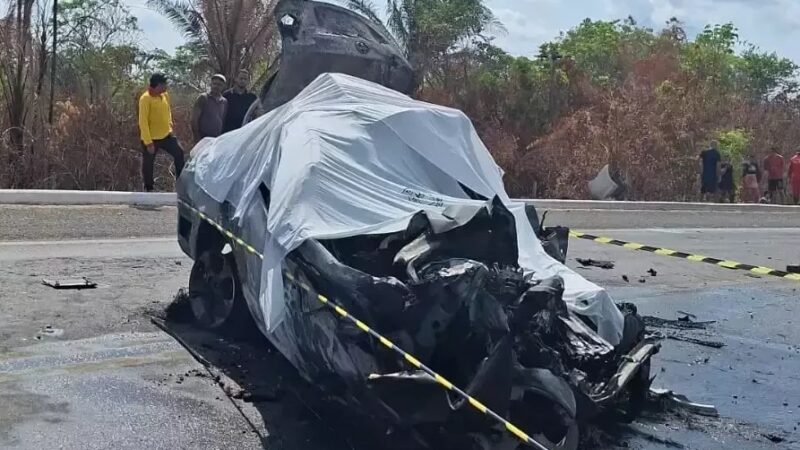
570 231 799 281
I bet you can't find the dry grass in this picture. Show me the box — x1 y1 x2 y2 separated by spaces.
3 64 800 201
1 90 195 192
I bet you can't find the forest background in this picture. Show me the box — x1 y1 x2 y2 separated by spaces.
2 0 798 199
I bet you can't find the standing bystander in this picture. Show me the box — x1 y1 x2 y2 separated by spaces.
742 155 761 204
138 73 185 192
699 141 722 202
223 70 258 133
718 158 735 203
191 74 228 142
763 147 786 204
788 150 800 205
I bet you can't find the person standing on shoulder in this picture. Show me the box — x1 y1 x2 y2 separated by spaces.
699 141 721 202
742 155 761 203
223 70 258 133
191 74 228 142
718 158 735 203
788 150 800 205
139 73 185 192
763 147 786 204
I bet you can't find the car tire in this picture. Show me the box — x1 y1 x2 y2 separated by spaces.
188 250 246 330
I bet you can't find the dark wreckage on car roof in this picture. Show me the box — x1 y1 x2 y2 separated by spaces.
175 1 659 449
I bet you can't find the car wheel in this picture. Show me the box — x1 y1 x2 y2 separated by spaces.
530 422 579 450
188 250 241 329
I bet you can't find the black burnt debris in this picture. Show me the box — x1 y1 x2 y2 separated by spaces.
576 258 616 270
272 201 660 449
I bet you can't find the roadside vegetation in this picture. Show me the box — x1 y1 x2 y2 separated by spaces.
1 0 798 199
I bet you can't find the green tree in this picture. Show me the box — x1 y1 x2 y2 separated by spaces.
56 0 142 103
681 23 739 87
555 19 623 85
147 43 209 91
739 46 798 99
715 128 750 180
547 17 659 86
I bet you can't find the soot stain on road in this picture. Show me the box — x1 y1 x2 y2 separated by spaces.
154 309 361 449
154 289 796 450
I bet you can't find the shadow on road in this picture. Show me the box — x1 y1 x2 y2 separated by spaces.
151 316 376 450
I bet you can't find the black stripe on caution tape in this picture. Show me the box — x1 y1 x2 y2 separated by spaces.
570 231 800 282
178 200 547 449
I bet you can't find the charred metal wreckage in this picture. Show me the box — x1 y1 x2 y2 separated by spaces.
176 1 660 449
178 195 658 450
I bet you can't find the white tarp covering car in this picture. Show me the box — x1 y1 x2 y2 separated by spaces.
186 73 624 344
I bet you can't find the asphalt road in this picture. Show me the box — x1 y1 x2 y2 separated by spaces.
1 205 799 449
2 204 800 241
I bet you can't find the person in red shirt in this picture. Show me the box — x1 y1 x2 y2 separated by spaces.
788 151 800 205
763 148 786 204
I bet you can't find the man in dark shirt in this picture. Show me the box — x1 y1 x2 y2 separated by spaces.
699 141 722 202
191 74 228 142
718 158 735 203
223 70 258 133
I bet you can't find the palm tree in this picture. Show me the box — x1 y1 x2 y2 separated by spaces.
340 0 503 82
147 0 278 83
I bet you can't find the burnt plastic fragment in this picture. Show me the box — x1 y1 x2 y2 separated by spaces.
541 226 570 263
576 258 615 269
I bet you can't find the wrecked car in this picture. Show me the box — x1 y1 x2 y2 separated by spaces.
176 70 657 449
242 0 415 124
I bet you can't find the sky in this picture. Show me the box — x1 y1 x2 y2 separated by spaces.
125 0 800 63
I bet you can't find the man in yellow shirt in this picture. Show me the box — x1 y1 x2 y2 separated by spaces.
138 73 185 192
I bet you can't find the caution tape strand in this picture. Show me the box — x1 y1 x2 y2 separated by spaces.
178 200 547 449
571 231 800 281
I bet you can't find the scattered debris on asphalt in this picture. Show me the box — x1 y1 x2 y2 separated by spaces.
649 388 719 417
762 433 786 443
34 325 65 339
42 277 96 289
665 335 725 349
644 313 725 348
576 257 615 269
644 315 715 330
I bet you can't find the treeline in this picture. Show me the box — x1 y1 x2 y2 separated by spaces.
415 19 800 199
2 0 799 199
